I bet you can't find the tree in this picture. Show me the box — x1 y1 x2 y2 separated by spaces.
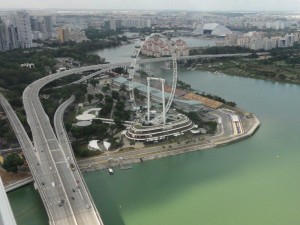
102 84 110 93
248 53 259 58
111 90 120 100
90 79 99 88
119 83 127 92
114 117 124 128
95 93 103 101
115 101 125 111
87 94 94 104
2 153 24 173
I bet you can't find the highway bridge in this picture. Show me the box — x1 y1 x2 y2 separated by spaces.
23 68 105 224
0 93 62 224
61 52 268 85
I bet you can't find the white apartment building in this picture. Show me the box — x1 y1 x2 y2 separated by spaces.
220 32 300 51
14 11 32 48
141 37 189 58
0 19 9 51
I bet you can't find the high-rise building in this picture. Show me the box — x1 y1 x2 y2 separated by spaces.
109 19 122 31
58 27 70 42
15 11 33 48
0 19 9 51
7 25 19 49
44 16 53 33
30 16 53 40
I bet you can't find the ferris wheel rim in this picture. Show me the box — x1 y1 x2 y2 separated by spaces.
128 33 178 124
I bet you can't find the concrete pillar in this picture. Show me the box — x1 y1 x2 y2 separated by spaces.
161 79 166 124
147 77 150 121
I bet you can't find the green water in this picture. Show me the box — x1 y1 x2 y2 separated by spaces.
8 69 300 225
91 36 215 63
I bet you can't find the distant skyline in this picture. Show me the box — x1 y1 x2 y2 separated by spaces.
1 0 300 12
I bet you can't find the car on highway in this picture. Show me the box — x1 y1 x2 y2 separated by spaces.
70 163 75 171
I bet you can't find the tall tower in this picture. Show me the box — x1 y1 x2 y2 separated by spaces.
0 19 9 51
7 25 19 49
15 11 32 48
44 16 53 38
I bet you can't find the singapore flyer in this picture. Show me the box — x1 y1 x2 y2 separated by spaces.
128 33 178 124
125 34 194 142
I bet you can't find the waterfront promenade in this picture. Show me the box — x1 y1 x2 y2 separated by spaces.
77 113 260 171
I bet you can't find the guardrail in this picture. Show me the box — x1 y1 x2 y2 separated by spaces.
5 176 33 192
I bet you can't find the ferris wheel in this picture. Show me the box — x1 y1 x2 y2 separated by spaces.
127 33 178 124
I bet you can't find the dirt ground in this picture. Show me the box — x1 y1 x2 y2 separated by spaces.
0 168 31 186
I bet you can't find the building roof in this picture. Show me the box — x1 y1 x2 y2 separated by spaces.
83 108 101 115
183 93 223 109
230 114 240 122
150 89 171 99
103 141 111 151
190 129 200 134
88 140 100 150
203 23 220 30
113 76 128 84
194 23 232 36
76 114 96 121
174 99 202 106
76 121 92 127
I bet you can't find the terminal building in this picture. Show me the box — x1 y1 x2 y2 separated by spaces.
125 113 194 142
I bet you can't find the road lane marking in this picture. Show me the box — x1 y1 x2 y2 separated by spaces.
55 161 67 164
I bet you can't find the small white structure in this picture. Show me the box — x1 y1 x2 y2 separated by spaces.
190 129 200 134
103 141 111 151
76 114 96 121
83 108 101 115
199 128 207 134
88 140 101 151
88 140 111 151
57 67 66 72
230 114 240 122
76 108 101 122
76 121 92 127
21 63 35 68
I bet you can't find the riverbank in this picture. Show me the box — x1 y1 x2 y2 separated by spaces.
0 168 31 187
184 58 300 85
78 112 260 172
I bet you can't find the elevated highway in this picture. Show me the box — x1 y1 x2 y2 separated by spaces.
60 53 267 86
23 71 105 224
53 95 103 224
0 93 60 224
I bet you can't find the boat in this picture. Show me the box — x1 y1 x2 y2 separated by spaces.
108 168 114 175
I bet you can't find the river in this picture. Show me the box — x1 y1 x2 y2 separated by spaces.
8 41 300 225
89 36 215 63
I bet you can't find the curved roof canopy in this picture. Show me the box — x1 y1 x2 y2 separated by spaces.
88 140 100 150
193 23 232 36
76 114 96 121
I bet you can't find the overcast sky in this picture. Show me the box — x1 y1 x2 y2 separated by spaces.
2 0 300 11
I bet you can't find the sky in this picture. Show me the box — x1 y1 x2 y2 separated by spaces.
1 0 300 11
